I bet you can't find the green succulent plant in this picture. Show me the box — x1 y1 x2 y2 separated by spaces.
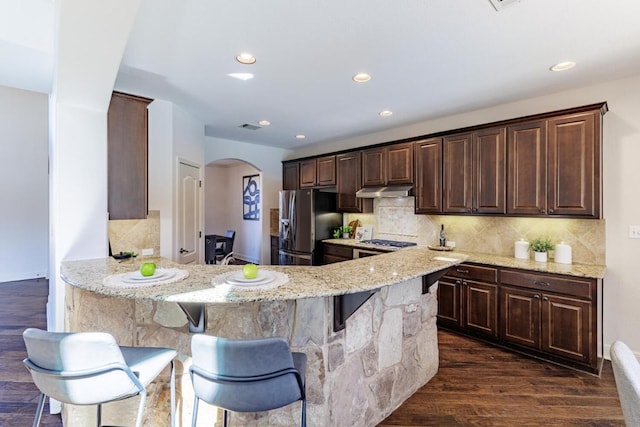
530 237 553 253
333 225 353 238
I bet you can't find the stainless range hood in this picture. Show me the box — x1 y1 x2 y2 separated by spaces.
355 185 413 198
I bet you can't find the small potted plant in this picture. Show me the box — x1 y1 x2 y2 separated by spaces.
530 237 553 262
333 225 353 239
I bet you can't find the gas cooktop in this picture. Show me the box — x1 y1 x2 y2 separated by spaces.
360 239 417 248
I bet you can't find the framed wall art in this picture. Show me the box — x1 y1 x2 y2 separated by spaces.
242 174 260 220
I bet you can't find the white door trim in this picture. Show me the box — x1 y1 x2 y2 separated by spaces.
175 158 203 264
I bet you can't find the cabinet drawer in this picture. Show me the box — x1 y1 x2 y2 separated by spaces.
324 243 353 259
500 269 594 300
446 264 498 283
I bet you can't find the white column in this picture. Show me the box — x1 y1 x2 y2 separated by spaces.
48 0 142 333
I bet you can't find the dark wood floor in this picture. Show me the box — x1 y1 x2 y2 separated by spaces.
380 330 625 427
0 279 62 426
0 279 624 427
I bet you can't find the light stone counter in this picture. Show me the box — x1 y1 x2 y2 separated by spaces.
61 249 465 427
61 246 467 303
323 239 606 279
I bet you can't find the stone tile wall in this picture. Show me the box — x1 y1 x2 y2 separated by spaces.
108 210 160 257
64 276 439 426
347 197 605 265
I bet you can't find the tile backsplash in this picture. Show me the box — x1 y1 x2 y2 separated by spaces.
347 197 605 265
108 210 160 257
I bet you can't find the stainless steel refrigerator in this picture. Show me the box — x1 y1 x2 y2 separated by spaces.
279 189 342 265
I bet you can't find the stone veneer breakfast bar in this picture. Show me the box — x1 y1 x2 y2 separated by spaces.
60 247 466 426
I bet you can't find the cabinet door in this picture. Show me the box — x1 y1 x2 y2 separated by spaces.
387 142 414 185
541 293 592 364
414 138 442 214
500 286 540 350
336 152 372 213
270 235 280 265
443 133 473 213
362 147 386 187
463 280 498 337
108 92 152 220
507 120 547 215
473 128 506 214
316 155 336 186
282 162 299 190
437 277 461 328
548 111 599 217
299 159 316 188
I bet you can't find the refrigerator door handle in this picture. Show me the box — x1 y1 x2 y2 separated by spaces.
278 250 311 260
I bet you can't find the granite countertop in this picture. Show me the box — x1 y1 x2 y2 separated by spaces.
60 247 467 304
323 239 606 279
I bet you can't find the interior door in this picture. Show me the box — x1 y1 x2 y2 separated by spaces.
177 162 200 264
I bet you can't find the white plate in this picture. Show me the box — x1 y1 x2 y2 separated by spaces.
225 271 275 286
121 269 176 284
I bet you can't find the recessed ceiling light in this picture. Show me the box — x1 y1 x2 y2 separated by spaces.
258 120 271 126
550 61 576 72
228 73 254 81
379 110 393 117
295 134 306 139
353 73 371 83
236 52 256 64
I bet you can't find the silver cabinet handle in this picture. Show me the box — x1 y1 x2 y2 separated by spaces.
534 281 550 287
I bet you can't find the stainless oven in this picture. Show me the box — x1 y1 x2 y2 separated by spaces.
353 248 390 258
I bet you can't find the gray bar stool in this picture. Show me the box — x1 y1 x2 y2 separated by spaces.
22 328 176 427
190 335 306 426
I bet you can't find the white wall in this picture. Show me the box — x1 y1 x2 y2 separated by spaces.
205 137 291 264
0 86 49 282
204 165 229 234
204 162 261 263
148 100 174 259
148 100 205 261
291 74 640 357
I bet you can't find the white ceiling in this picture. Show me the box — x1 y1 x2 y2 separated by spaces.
3 0 640 150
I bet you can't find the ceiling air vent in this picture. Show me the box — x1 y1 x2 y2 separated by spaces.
239 123 261 130
488 0 523 11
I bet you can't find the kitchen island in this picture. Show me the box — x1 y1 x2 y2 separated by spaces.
61 247 466 426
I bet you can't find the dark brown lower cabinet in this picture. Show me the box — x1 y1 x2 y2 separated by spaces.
322 243 353 264
438 263 601 374
437 264 498 339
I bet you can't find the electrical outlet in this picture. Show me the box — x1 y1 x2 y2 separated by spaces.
141 248 154 256
630 226 640 239
446 241 456 248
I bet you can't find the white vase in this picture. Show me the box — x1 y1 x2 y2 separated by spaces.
343 233 350 239
534 251 547 262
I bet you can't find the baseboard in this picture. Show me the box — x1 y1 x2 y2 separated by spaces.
0 271 48 284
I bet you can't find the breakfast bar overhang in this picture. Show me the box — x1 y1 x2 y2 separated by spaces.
60 248 465 426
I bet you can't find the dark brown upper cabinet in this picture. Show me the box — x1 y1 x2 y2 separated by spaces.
507 120 548 215
108 92 152 220
443 133 473 213
316 155 337 187
282 161 299 190
473 127 506 214
282 102 606 219
547 111 600 218
291 155 336 189
362 142 413 187
443 127 506 214
414 138 443 214
336 151 372 213
508 108 603 218
299 159 316 188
